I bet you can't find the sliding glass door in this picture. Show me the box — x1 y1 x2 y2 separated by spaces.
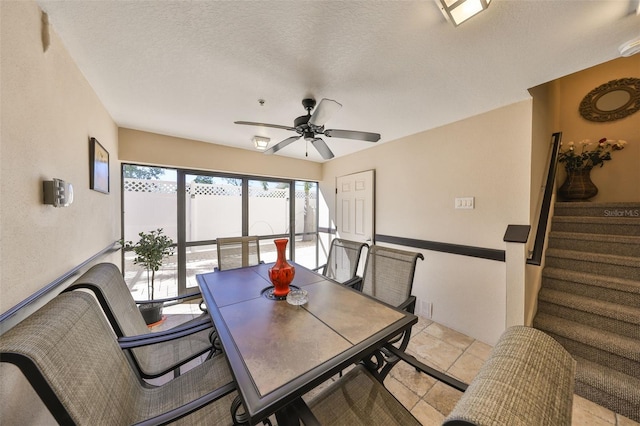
181 174 243 290
122 164 321 297
122 165 178 299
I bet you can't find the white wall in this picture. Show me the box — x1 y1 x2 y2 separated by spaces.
322 100 533 345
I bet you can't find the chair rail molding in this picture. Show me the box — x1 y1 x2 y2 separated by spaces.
0 241 121 334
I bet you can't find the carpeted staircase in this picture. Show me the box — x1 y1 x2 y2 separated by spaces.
533 201 640 422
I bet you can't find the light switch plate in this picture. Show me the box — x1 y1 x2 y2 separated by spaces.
455 197 474 209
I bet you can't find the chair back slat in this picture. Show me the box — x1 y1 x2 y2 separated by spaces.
66 263 148 337
216 236 261 271
0 292 141 425
361 245 423 308
65 263 213 379
324 239 368 284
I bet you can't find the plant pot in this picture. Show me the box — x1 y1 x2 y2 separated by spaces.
139 302 164 325
268 239 295 298
558 168 598 201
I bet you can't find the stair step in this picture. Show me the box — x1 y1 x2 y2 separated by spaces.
539 288 640 325
543 267 640 298
541 202 640 421
548 231 640 257
537 302 640 341
544 248 640 281
537 288 640 339
533 313 640 378
574 356 640 422
554 202 640 218
551 216 640 236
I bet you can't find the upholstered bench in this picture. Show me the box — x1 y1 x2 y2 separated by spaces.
308 326 576 426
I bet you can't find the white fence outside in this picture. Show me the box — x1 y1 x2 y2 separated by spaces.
123 179 317 243
122 179 320 299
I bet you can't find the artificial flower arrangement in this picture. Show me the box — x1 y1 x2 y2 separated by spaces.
558 138 626 172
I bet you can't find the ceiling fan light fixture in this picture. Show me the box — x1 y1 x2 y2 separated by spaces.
437 0 491 27
252 136 270 150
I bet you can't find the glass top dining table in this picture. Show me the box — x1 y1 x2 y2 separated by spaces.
196 261 418 425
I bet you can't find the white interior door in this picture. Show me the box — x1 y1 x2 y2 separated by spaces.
336 170 374 246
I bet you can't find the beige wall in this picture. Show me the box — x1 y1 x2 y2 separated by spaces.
555 56 640 202
1 1 120 313
1 1 119 422
322 100 533 345
524 56 640 325
524 81 560 326
0 2 635 420
119 128 322 181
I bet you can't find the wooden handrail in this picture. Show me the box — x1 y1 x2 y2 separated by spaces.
527 132 562 265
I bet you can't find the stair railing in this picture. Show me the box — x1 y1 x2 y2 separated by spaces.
527 132 562 266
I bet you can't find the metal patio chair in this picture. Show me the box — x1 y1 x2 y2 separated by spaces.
307 326 575 426
65 262 215 379
0 291 236 425
359 245 424 379
216 236 262 271
316 238 368 289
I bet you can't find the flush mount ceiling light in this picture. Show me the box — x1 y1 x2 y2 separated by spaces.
619 35 640 57
253 136 270 150
436 0 491 27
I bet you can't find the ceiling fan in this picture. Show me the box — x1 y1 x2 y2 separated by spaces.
235 98 381 160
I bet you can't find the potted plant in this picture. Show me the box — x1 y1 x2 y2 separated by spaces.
557 137 626 200
123 228 175 325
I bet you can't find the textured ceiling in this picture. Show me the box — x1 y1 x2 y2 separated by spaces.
37 0 640 162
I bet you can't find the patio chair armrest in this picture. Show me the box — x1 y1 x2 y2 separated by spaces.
398 295 416 314
118 319 212 349
132 381 236 426
343 276 362 291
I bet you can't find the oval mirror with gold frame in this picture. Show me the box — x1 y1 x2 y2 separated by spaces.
579 77 640 122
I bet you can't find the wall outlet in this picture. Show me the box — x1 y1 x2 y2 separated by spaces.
455 197 474 209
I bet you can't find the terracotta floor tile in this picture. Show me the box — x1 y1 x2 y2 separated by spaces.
410 399 446 426
408 331 463 372
424 322 475 351
422 381 463 416
446 351 484 384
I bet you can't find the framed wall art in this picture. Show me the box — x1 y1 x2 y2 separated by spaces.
89 137 109 194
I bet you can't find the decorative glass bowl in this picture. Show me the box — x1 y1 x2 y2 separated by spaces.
286 289 308 306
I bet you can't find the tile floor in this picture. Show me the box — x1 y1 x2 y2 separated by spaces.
379 316 639 426
157 305 639 426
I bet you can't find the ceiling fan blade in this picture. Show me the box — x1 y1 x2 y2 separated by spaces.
264 136 301 155
310 138 335 160
235 121 296 131
323 129 381 142
308 98 342 127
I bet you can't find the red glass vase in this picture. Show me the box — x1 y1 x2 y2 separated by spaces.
268 239 295 297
